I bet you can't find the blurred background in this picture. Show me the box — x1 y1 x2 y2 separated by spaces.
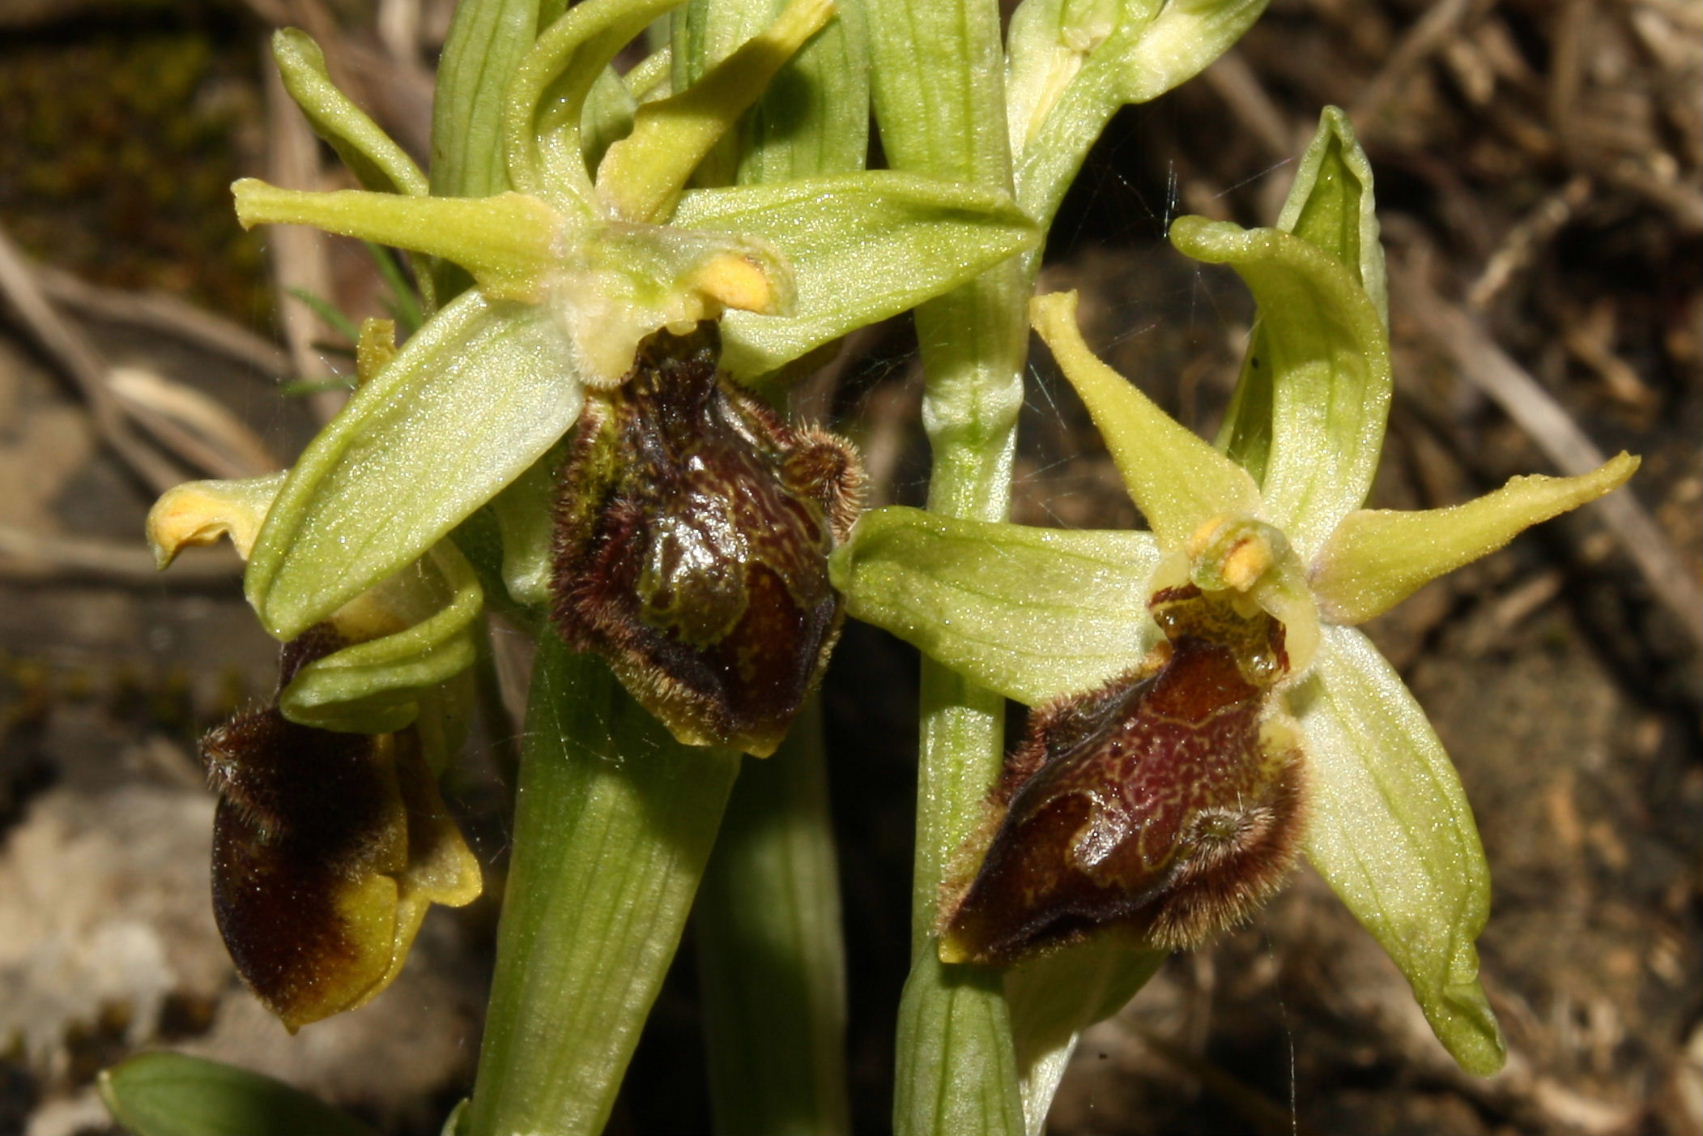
0 1 1698 1133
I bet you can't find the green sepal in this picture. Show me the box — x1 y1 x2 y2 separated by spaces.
1005 941 1165 1135
1217 106 1384 480
1170 216 1392 559
1031 291 1263 553
830 506 1159 707
99 1053 376 1136
247 289 582 641
1008 0 1268 228
678 174 1039 379
279 543 484 733
1310 453 1639 626
1296 625 1506 1076
271 29 429 198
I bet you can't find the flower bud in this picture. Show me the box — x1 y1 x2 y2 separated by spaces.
551 322 862 757
939 584 1304 965
202 627 480 1031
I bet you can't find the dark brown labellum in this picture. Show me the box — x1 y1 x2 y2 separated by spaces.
201 627 476 1030
939 585 1304 966
551 322 863 757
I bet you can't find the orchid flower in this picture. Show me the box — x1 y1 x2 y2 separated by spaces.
831 109 1636 1075
230 0 1034 652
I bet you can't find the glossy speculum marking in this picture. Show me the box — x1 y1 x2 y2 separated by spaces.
551 322 863 757
940 585 1305 965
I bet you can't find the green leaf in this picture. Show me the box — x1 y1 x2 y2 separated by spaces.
1219 106 1385 478
831 506 1159 706
1170 217 1392 559
433 0 544 199
695 699 850 1136
1311 453 1638 625
1031 290 1263 553
1296 626 1506 1075
1005 941 1165 1135
279 543 484 733
271 29 429 198
1009 0 1268 229
465 634 739 1136
247 289 582 640
99 1053 375 1136
676 173 1039 378
894 954 1026 1136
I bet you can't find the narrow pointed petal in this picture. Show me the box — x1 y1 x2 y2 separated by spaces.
676 174 1038 378
504 0 689 209
829 506 1160 706
1030 291 1262 552
1312 453 1638 625
271 29 429 198
1297 626 1506 1075
279 543 485 733
1171 218 1392 558
247 290 581 641
1218 106 1385 479
233 182 561 301
595 0 836 222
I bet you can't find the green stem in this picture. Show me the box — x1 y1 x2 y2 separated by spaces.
695 697 850 1136
867 1 1028 1131
465 633 739 1136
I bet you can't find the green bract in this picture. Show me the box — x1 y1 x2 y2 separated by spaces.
832 108 1638 1077
232 0 1038 642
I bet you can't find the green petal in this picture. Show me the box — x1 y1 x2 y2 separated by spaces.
1030 290 1262 553
100 1053 375 1136
271 29 429 198
829 506 1160 706
504 0 688 210
673 0 869 185
1312 453 1639 625
678 174 1039 379
1171 217 1392 558
233 182 562 302
1005 941 1165 1135
279 543 484 733
247 289 582 640
1008 0 1268 230
1218 106 1384 479
1296 626 1506 1075
595 0 835 222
